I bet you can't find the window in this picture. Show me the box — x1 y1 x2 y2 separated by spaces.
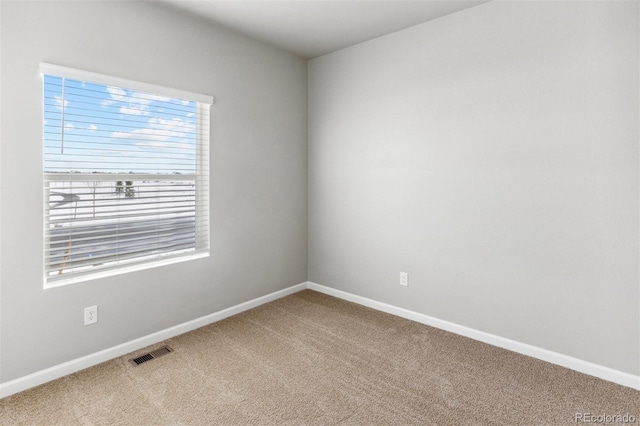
40 63 213 287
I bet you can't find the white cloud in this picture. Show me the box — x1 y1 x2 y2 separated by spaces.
119 105 149 116
101 86 127 106
111 117 195 146
101 85 197 124
64 123 74 130
54 95 68 110
144 93 173 103
149 117 195 135
89 124 98 131
112 128 167 142
102 86 150 116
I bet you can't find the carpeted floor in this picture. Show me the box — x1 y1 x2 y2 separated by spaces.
0 290 638 425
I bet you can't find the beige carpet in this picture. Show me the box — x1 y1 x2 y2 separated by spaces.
1 290 638 425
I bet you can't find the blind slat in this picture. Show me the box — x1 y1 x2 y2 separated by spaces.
48 223 199 251
47 241 199 272
46 249 209 284
48 233 198 265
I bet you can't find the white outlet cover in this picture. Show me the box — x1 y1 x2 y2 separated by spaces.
400 272 408 287
84 305 98 325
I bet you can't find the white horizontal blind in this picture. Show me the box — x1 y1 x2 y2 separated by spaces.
41 64 211 286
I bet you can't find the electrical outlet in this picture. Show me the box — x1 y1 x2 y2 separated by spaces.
400 272 408 287
84 305 98 325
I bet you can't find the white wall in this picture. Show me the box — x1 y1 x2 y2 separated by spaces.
0 1 307 382
308 1 639 375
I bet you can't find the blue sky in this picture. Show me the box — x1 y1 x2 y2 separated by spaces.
43 75 198 174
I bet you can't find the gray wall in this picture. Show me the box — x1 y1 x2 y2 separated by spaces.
0 1 307 382
1 0 638 386
308 1 639 375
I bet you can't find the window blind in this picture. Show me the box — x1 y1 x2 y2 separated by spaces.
41 63 212 286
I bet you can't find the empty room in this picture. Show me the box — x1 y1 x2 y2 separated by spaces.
0 0 638 424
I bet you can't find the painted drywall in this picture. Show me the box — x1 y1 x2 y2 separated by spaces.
0 1 307 382
308 1 639 375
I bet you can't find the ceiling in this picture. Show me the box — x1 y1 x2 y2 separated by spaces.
158 1 490 59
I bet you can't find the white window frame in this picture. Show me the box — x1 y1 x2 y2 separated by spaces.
40 63 214 288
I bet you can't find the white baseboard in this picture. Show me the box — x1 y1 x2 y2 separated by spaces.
0 282 308 399
2 280 638 399
307 282 640 391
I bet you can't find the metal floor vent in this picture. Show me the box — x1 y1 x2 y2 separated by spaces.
129 345 173 366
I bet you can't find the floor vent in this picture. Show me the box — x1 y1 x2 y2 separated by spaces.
129 345 173 366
